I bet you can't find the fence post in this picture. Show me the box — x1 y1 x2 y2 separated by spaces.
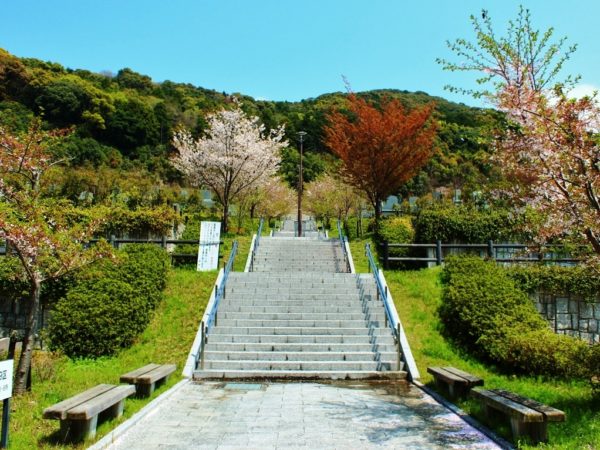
383 241 389 270
487 240 494 259
436 240 442 266
161 235 167 249
110 235 116 249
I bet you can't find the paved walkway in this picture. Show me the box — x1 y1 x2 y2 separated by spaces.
109 380 499 449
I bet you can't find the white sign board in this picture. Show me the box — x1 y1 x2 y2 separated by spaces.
197 221 221 271
0 360 13 401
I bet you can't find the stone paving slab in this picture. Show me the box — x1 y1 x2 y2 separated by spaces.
107 380 499 450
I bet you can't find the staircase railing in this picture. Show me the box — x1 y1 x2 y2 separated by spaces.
337 220 351 273
365 243 420 380
195 240 238 370
248 218 264 272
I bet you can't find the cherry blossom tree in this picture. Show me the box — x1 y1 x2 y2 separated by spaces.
439 7 600 257
0 120 110 394
253 177 295 224
304 174 362 226
172 104 286 233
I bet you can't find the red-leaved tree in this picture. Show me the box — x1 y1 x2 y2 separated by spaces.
324 94 437 231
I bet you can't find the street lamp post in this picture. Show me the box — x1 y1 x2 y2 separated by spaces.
297 131 307 237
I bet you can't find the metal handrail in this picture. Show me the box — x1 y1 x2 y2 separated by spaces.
365 243 398 336
207 240 238 331
249 218 264 272
337 220 351 273
196 240 238 369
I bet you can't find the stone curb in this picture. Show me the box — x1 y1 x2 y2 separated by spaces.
87 379 190 450
412 380 514 450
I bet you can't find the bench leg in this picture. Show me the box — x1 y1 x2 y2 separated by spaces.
137 382 156 397
510 418 548 444
60 416 98 441
108 399 126 419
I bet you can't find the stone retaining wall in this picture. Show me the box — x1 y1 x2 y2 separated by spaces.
534 292 600 344
0 297 49 340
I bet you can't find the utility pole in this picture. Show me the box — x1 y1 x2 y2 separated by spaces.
297 131 307 237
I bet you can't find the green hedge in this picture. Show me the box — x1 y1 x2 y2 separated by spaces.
413 204 523 243
507 264 600 300
440 256 590 378
48 244 169 358
378 216 414 257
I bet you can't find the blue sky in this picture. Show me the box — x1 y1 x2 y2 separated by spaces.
2 1 599 106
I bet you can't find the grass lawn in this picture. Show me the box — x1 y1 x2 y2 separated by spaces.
9 234 252 449
385 267 600 449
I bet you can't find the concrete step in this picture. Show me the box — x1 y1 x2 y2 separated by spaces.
206 342 398 353
226 281 358 288
203 350 399 362
220 298 362 305
219 312 386 321
214 319 369 328
219 305 369 314
229 273 356 280
193 369 407 380
206 334 396 345
225 288 359 295
200 360 397 371
210 327 389 336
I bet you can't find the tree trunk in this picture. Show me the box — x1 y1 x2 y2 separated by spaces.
222 200 229 234
250 203 256 220
14 277 41 394
585 228 600 255
373 198 382 236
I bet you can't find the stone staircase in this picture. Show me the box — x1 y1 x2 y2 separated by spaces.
194 236 406 380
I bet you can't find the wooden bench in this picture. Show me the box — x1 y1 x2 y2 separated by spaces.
120 363 176 397
471 388 565 444
427 366 483 399
43 384 135 441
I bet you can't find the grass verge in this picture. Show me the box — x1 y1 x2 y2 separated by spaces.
10 264 222 449
385 267 600 449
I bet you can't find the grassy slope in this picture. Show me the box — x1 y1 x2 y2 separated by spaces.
384 267 599 450
11 235 252 449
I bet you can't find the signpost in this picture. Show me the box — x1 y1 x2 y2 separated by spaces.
0 359 13 449
197 221 221 271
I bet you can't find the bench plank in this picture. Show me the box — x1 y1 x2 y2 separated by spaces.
43 384 115 420
136 364 177 385
66 385 135 420
493 390 565 422
120 363 161 383
427 367 466 384
443 367 483 385
471 388 544 422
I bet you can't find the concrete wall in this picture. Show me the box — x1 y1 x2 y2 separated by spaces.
534 292 600 344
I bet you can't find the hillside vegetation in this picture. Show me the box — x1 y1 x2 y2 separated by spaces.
0 47 502 196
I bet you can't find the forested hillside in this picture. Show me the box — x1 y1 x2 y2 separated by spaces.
0 47 502 197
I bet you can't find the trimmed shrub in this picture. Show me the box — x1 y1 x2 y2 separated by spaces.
507 264 600 300
440 256 590 378
48 244 169 358
413 204 523 243
378 216 414 257
379 216 414 244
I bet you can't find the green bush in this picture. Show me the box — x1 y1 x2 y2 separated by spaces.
507 264 600 300
344 217 373 240
48 244 168 358
413 204 524 243
378 216 414 257
440 256 590 378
